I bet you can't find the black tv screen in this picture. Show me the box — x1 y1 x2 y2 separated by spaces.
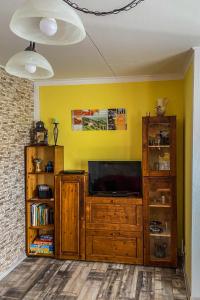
88 161 142 197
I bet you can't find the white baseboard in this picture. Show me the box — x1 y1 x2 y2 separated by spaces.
0 254 26 281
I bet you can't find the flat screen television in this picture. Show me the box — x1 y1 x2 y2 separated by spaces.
88 161 142 197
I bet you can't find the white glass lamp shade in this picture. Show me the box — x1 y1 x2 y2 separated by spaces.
5 50 54 80
10 0 86 45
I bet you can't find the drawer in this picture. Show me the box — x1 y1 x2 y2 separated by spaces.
86 203 143 231
86 230 143 264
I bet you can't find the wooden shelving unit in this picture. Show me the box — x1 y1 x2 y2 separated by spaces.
142 116 177 267
29 225 55 230
149 204 171 208
25 145 64 258
27 199 55 203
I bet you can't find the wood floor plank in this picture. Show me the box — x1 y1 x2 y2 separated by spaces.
62 263 94 297
117 265 137 299
77 280 102 300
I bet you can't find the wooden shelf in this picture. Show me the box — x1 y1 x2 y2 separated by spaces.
149 232 171 238
149 204 171 208
28 172 54 175
148 145 170 148
28 252 54 258
150 255 171 262
157 188 171 192
29 225 54 230
27 198 54 203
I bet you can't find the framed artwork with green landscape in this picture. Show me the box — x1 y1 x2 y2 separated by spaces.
71 108 127 131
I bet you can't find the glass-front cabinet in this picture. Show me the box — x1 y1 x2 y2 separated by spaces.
142 116 176 176
142 116 177 267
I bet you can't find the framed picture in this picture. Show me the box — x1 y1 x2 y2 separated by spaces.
72 108 127 131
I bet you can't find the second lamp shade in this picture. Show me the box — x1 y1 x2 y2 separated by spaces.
5 50 54 80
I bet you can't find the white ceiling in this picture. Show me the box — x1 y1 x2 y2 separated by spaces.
0 0 199 80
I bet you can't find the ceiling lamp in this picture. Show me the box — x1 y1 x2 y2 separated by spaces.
5 42 54 80
10 0 86 46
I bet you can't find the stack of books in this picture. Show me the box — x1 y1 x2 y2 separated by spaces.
30 235 54 255
31 204 54 226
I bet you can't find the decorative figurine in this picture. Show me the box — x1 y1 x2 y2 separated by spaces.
33 158 43 173
45 161 54 173
33 121 48 145
156 98 168 116
52 118 59 146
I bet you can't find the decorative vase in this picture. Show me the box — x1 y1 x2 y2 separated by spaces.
156 98 168 116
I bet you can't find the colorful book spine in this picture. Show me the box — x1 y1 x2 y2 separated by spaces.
30 235 54 254
31 204 54 226
30 244 54 254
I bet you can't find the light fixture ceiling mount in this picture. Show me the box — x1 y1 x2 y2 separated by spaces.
63 0 145 16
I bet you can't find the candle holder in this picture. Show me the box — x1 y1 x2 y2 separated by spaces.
52 119 59 146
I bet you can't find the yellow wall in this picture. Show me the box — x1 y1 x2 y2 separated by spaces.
184 63 193 288
40 79 184 248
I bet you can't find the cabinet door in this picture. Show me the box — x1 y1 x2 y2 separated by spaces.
55 175 85 260
142 116 176 177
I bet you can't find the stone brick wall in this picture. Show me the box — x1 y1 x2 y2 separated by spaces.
0 67 34 275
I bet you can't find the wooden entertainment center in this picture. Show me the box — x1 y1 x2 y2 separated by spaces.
25 116 177 267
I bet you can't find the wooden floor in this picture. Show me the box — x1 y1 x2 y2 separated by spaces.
0 258 187 300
